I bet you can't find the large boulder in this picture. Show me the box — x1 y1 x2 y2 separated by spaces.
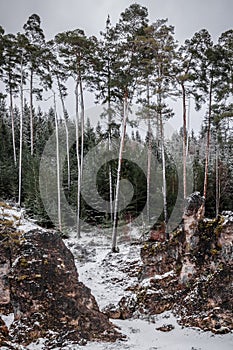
0 226 121 347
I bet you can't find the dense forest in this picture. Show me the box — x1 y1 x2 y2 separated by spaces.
0 4 232 247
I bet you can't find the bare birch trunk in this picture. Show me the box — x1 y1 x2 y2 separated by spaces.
112 94 128 252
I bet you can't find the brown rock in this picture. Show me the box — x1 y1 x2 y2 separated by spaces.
156 324 174 332
0 228 121 346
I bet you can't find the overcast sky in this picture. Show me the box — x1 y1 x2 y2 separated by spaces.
0 0 233 132
1 0 232 43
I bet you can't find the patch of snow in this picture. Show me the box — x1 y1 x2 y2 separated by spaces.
154 270 175 280
49 313 233 350
222 211 233 224
1 313 14 328
0 203 45 233
25 338 47 350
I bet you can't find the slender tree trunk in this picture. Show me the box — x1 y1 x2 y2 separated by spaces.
79 76 85 182
159 112 168 239
147 126 152 222
53 91 62 231
108 125 113 222
18 60 24 206
64 118 70 191
29 70 34 156
75 81 81 238
215 139 220 217
146 82 152 222
181 82 187 200
57 76 70 191
112 94 128 252
9 88 17 165
107 53 113 222
203 77 213 201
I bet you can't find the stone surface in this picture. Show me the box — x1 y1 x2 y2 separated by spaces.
0 226 121 347
113 198 233 333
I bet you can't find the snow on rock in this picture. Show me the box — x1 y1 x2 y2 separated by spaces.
0 201 44 233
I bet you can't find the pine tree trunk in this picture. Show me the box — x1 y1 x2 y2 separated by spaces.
112 94 128 252
53 91 62 231
9 89 17 166
181 82 187 200
79 76 85 182
29 70 34 156
18 60 24 207
147 128 152 222
107 55 113 222
146 81 152 221
57 76 70 191
75 81 81 238
64 118 71 192
215 140 220 217
108 131 113 222
159 112 168 239
108 100 113 222
203 77 213 203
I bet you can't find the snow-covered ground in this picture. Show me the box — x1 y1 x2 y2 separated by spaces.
1 203 233 349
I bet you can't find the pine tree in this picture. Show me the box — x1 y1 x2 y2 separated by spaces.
23 14 46 156
2 33 20 165
55 29 97 237
110 3 149 252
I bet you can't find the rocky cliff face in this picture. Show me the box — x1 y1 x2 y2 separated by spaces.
106 194 233 334
0 225 120 348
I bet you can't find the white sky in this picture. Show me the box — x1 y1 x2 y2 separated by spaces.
0 0 233 133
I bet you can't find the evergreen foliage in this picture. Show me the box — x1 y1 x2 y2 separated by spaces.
0 5 232 230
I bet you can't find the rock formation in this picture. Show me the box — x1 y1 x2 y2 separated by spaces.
0 225 121 348
106 193 233 334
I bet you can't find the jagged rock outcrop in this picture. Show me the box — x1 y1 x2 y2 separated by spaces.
0 226 121 348
106 194 233 334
